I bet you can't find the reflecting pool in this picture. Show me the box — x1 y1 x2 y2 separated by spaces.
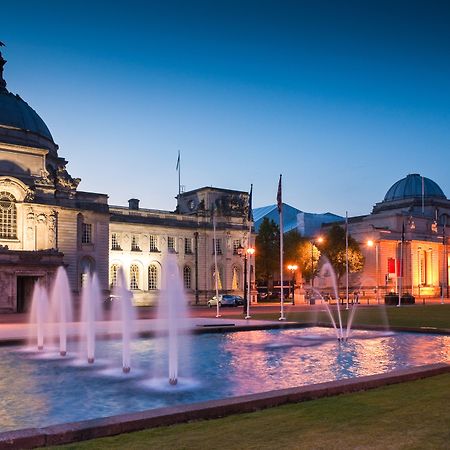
1 327 449 432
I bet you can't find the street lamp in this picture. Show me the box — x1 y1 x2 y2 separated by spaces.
287 264 298 304
237 245 255 319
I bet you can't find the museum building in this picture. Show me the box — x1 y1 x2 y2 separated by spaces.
0 48 253 312
319 174 450 300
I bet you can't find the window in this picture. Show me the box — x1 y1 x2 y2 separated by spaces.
213 238 222 255
184 237 193 254
148 264 158 290
232 266 240 290
183 266 192 289
131 235 141 251
110 264 119 287
130 264 140 290
168 236 176 252
81 223 92 244
149 235 159 252
212 267 223 290
0 192 17 239
111 233 121 250
233 239 241 255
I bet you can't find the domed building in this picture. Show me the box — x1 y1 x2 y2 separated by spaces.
0 47 109 312
0 47 253 312
336 174 450 300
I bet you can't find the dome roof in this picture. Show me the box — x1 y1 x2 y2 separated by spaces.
0 48 54 144
384 174 446 202
0 90 53 142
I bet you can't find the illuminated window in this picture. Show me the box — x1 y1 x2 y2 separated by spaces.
148 264 158 290
213 238 222 255
183 266 192 289
233 239 241 255
130 264 140 290
184 238 193 254
111 233 121 250
149 235 159 252
232 266 240 290
0 192 16 239
418 249 433 286
131 235 141 251
212 267 223 290
110 264 119 287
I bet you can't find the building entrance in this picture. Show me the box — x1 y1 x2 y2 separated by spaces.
16 276 38 313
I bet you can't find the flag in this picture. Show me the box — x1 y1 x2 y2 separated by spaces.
176 150 180 170
247 184 253 221
277 175 282 214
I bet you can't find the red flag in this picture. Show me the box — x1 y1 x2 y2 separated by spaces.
388 258 396 274
277 174 282 214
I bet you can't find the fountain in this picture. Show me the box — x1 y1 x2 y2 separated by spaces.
111 268 136 373
30 282 49 351
80 272 103 364
156 254 191 386
49 267 74 356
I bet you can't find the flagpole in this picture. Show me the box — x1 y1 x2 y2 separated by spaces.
245 184 253 320
277 175 285 321
397 221 404 307
213 211 221 318
177 150 181 196
345 211 349 310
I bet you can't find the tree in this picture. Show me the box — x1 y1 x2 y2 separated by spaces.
297 240 322 282
255 218 279 287
284 229 303 265
321 225 364 287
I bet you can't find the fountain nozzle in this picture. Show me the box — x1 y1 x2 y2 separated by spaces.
60 351 67 357
123 366 131 374
169 378 178 386
88 357 94 364
38 346 44 351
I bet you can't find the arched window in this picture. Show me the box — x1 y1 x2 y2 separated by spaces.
232 266 240 290
148 264 158 290
212 266 223 290
0 192 17 239
183 266 192 289
130 264 140 290
110 264 119 287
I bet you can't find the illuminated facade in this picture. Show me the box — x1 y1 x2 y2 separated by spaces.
0 48 253 311
334 174 450 299
109 189 253 306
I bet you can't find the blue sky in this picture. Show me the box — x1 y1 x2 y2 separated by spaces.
2 0 450 216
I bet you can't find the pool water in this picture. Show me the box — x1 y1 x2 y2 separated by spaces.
0 327 449 432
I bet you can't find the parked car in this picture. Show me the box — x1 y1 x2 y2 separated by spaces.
233 295 245 306
207 294 240 307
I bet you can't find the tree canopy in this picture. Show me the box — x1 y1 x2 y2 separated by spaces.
255 218 279 285
320 225 364 284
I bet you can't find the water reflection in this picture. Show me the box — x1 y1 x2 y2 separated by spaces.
0 328 448 432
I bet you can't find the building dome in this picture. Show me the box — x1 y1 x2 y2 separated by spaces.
0 48 55 149
0 90 53 142
383 174 446 202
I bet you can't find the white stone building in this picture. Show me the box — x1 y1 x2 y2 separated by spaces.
0 48 253 311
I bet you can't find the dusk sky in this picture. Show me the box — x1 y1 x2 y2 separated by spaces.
2 0 450 216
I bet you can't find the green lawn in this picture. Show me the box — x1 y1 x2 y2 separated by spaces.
233 304 450 330
51 373 450 450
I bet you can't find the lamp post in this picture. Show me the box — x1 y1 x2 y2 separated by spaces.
238 245 255 319
367 239 380 304
287 264 298 305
